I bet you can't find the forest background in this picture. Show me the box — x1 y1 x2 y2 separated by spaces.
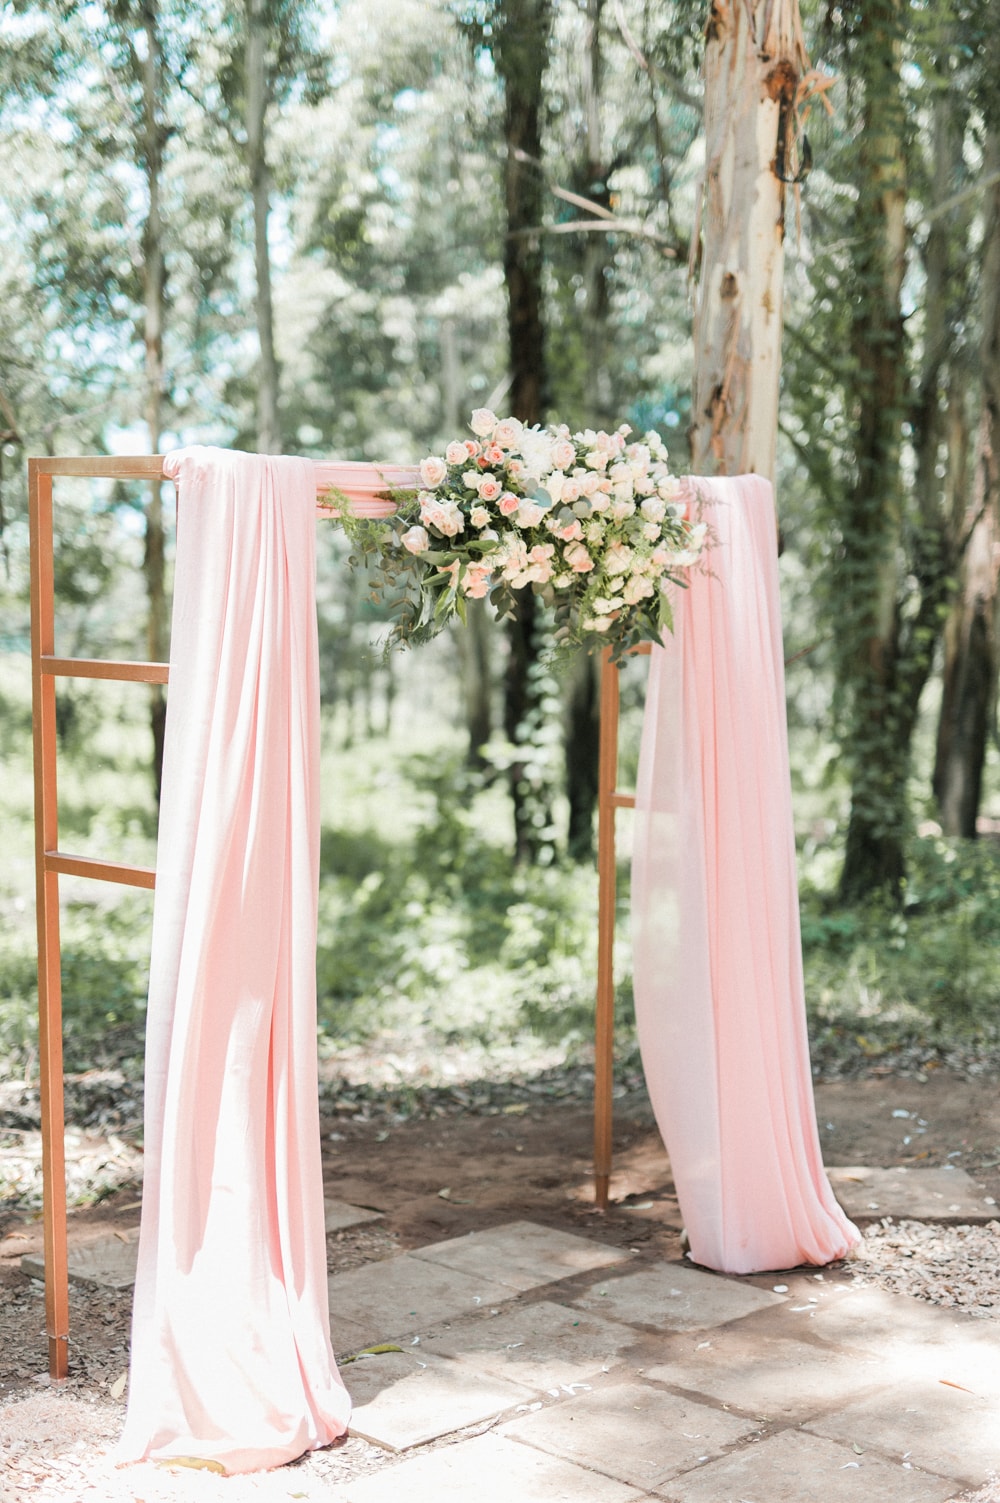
1 0 999 1128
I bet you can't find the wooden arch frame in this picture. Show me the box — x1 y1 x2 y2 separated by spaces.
28 454 639 1379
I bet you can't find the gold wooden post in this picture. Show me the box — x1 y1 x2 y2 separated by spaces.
28 460 70 1379
28 457 166 1378
594 642 651 1210
594 648 619 1209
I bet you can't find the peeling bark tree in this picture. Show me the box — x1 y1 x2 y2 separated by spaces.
689 0 808 479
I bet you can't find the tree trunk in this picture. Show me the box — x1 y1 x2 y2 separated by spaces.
564 0 609 858
565 650 600 858
689 0 806 478
496 0 552 861
836 0 909 902
934 145 1000 835
141 0 169 803
246 0 281 454
462 595 493 768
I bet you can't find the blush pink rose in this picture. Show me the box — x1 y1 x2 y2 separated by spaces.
477 475 503 502
551 438 576 470
564 542 595 574
446 440 469 465
498 493 521 516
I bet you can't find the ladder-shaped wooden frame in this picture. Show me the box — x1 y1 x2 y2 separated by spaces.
28 454 640 1378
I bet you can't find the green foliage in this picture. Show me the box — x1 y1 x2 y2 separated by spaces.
801 834 1000 1040
314 750 601 1053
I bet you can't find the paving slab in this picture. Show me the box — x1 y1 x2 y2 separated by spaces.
327 1252 515 1346
422 1298 640 1390
341 1431 649 1503
642 1326 886 1421
18 1199 378 1289
787 1283 1000 1397
325 1198 383 1232
410 1221 629 1292
653 1428 955 1503
827 1164 993 1222
570 1262 786 1333
21 1228 140 1290
342 1347 530 1451
805 1377 1000 1488
504 1379 759 1491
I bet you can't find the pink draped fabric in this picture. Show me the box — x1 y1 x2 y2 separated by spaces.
118 447 373 1473
631 474 858 1274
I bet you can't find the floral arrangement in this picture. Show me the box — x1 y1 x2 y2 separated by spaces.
332 408 707 660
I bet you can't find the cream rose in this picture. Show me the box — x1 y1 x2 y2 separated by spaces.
494 417 523 447
401 525 430 554
470 408 498 437
446 440 469 465
419 455 448 488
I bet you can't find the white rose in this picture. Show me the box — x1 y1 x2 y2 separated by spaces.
445 440 468 465
610 499 635 522
623 575 655 605
463 469 481 490
419 456 448 488
544 471 565 504
471 506 490 528
516 501 547 527
605 542 633 576
592 597 617 615
641 497 666 523
643 522 661 542
470 408 498 437
401 525 430 554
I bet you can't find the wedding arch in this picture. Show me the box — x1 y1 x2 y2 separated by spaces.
27 451 640 1380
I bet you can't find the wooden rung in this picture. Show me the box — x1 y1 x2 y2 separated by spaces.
41 656 169 685
44 852 156 889
29 455 165 480
609 792 636 809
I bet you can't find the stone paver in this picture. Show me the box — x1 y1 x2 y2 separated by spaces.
423 1298 639 1390
805 1379 1000 1488
504 1379 759 1492
341 1432 650 1503
342 1348 530 1450
828 1165 993 1222
325 1198 383 1232
653 1428 956 1503
790 1284 1000 1397
19 1201 378 1290
642 1327 886 1421
21 1229 140 1290
410 1221 629 1292
571 1262 786 1333
327 1252 514 1345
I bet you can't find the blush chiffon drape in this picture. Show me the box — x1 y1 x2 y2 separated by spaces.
631 474 859 1275
117 448 415 1474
